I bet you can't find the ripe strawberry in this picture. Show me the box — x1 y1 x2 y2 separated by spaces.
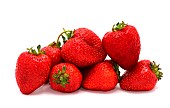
120 60 163 91
102 21 141 70
82 60 119 91
58 28 106 67
42 42 62 67
49 63 82 93
15 45 51 94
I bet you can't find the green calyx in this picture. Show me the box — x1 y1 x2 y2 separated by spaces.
48 41 58 48
112 21 127 32
112 61 121 82
52 65 70 88
27 45 45 55
150 61 163 81
56 28 74 48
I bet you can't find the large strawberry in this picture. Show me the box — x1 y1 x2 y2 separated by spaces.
120 60 163 91
57 28 106 67
42 42 62 67
82 60 119 91
49 63 82 93
102 21 141 70
15 45 51 94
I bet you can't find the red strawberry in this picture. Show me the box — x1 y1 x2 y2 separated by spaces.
49 63 82 93
120 60 163 91
102 21 141 70
82 60 119 91
15 45 51 94
42 42 62 67
58 28 106 67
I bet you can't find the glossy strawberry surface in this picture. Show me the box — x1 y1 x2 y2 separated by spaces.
42 46 62 67
82 60 118 91
120 60 162 91
102 22 141 70
61 28 106 67
16 52 51 94
50 63 82 93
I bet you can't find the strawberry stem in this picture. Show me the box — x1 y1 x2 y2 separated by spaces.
112 21 127 32
48 29 73 48
150 61 163 81
52 65 70 88
27 45 45 55
56 28 74 48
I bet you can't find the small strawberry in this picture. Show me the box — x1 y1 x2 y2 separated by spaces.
49 63 82 93
57 28 106 67
102 21 141 70
42 42 62 67
82 60 119 91
120 60 163 91
15 45 51 94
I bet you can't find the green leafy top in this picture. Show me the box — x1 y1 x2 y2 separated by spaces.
150 61 163 81
112 21 127 32
56 28 74 48
48 41 59 48
52 65 70 88
27 45 45 56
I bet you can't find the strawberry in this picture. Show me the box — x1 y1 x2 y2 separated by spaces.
49 63 82 93
120 60 163 91
15 45 51 94
57 28 106 67
42 42 62 67
82 60 119 91
102 21 141 70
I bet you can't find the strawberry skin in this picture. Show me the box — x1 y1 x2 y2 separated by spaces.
102 21 141 70
82 60 119 91
120 60 163 91
49 63 82 93
15 46 51 94
73 28 104 50
61 28 106 67
42 45 62 67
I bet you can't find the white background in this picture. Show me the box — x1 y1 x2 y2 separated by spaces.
0 0 170 108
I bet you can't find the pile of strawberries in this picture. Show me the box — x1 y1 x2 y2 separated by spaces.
15 21 163 94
